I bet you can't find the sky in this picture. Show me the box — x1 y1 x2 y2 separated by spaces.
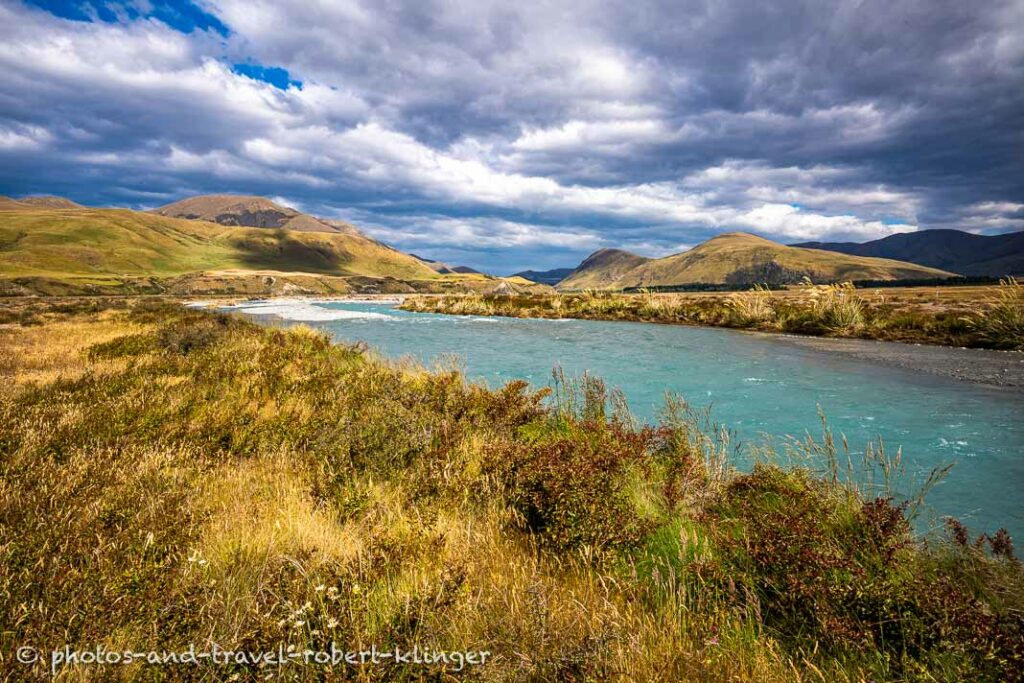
0 0 1022 273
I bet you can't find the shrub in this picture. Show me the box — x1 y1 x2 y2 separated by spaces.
157 313 243 354
706 465 1024 680
87 332 156 360
485 419 656 554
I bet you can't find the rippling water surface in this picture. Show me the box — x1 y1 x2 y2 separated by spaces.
227 299 1024 538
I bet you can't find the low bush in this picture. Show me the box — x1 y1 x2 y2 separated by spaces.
485 419 657 553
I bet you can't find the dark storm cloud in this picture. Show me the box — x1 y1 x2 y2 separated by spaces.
0 0 1021 272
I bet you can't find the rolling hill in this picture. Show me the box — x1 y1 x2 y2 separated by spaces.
793 229 1024 277
556 249 653 289
0 204 439 281
556 233 955 289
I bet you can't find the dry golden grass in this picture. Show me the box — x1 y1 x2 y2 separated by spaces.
1 299 1020 681
403 281 1023 349
0 309 151 384
602 283 1003 310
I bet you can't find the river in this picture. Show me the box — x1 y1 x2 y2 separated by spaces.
225 299 1024 539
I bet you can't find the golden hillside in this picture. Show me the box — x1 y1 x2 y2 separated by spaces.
559 233 955 289
0 204 438 281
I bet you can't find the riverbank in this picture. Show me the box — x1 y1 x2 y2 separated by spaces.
772 334 1024 389
400 280 1024 351
1 298 1021 681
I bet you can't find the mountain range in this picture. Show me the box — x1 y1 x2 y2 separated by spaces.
4 192 1019 294
793 229 1024 277
510 268 575 286
410 254 481 275
556 233 954 289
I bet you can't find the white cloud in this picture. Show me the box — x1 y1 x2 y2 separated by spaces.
343 213 604 250
0 124 52 150
511 119 673 152
736 204 916 241
1 0 1019 273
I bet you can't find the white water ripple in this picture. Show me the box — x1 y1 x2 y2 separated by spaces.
228 301 393 322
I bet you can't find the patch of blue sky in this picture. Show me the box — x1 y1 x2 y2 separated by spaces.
24 0 229 36
231 63 303 91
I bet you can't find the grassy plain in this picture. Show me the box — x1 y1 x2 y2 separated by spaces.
0 299 1021 681
402 280 1024 350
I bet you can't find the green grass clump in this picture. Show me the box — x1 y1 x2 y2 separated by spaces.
1 300 1021 681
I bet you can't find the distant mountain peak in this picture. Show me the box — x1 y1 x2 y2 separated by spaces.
153 194 362 235
558 248 652 289
0 195 83 210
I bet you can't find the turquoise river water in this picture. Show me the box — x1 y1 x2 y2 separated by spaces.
225 299 1024 539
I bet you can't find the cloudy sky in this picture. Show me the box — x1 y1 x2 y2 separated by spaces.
1 0 1022 273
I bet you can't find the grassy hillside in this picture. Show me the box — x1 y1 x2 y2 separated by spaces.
1 299 1020 681
557 248 652 289
0 206 438 281
559 234 954 290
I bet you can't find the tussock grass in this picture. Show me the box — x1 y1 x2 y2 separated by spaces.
402 278 1024 349
968 277 1024 349
1 299 1021 681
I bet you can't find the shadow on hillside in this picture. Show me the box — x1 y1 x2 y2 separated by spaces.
231 229 352 275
